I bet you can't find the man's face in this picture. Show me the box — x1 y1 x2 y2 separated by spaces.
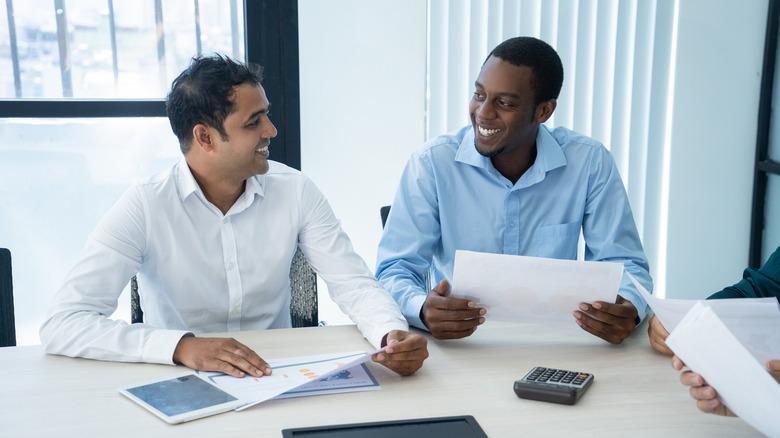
469 56 540 159
212 83 277 180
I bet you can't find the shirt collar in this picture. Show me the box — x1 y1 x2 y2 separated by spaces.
175 158 266 212
454 125 567 188
176 159 201 201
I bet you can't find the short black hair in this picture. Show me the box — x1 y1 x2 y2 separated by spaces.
166 54 264 153
486 37 564 106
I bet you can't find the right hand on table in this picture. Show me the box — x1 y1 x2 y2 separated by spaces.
420 279 485 340
173 336 272 378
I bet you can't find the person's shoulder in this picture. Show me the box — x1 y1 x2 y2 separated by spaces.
132 161 179 192
414 125 471 160
264 160 302 177
548 126 605 151
255 160 311 187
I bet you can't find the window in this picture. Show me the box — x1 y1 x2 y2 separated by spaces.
751 0 780 267
1 0 300 345
1 0 244 99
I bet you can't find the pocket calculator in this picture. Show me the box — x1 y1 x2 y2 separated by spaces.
513 366 593 405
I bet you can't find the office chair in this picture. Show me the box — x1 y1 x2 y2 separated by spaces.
130 247 319 328
288 247 319 328
380 205 391 228
0 248 16 347
379 205 431 291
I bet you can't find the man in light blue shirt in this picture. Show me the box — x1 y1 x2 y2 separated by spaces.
376 36 652 344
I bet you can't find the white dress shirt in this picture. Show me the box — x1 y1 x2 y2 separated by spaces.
40 159 408 364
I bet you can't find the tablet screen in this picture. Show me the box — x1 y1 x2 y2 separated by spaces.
120 373 243 424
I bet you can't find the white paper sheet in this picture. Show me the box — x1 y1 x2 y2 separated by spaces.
199 349 384 411
451 250 623 328
628 273 780 364
666 302 780 438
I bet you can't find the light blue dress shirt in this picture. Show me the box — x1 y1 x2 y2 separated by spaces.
376 125 653 330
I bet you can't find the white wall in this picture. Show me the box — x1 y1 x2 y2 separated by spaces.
663 0 767 299
298 0 427 324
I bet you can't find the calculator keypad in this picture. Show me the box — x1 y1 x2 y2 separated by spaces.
523 367 591 388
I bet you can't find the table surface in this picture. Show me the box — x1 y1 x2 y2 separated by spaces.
0 321 763 437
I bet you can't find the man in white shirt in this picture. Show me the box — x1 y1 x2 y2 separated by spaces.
40 55 428 377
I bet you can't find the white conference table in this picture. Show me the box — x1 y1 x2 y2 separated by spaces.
0 321 763 437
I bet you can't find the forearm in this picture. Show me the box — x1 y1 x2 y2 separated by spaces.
325 272 410 349
41 308 188 364
376 257 431 326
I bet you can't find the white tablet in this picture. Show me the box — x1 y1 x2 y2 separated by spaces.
118 373 245 424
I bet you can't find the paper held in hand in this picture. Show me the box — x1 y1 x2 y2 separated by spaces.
666 302 780 438
627 272 780 365
451 250 623 329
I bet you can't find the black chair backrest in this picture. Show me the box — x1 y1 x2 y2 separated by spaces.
0 248 16 347
380 205 391 228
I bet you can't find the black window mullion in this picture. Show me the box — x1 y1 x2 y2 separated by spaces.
750 0 780 268
245 0 300 170
6 0 22 98
0 100 166 118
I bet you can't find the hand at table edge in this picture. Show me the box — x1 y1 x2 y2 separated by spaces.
372 330 429 376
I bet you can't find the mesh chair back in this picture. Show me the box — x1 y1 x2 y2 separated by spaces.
289 247 318 328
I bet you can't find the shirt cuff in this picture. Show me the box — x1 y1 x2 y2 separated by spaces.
404 293 430 331
619 293 648 326
142 329 193 365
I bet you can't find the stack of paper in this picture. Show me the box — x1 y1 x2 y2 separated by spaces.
629 273 780 437
628 273 780 364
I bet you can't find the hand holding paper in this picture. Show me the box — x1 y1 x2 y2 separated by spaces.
628 273 780 364
421 279 486 340
573 297 639 344
666 302 780 437
373 330 429 376
451 250 624 335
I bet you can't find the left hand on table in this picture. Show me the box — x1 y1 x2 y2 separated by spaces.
573 296 637 344
372 330 429 376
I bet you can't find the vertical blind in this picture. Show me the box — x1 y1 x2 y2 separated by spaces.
427 0 679 295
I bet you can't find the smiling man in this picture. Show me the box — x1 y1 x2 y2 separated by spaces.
376 37 652 344
41 55 428 377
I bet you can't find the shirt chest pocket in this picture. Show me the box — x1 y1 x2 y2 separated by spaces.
532 221 581 259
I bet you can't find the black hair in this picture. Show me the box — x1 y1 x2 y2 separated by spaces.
486 37 564 106
166 54 264 153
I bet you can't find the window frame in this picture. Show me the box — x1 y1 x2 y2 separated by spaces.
750 0 780 267
0 0 301 169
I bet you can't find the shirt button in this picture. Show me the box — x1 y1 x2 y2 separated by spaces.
222 217 229 223
227 262 235 270
509 221 515 227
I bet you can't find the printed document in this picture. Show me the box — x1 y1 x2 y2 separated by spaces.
199 349 384 411
451 250 623 329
